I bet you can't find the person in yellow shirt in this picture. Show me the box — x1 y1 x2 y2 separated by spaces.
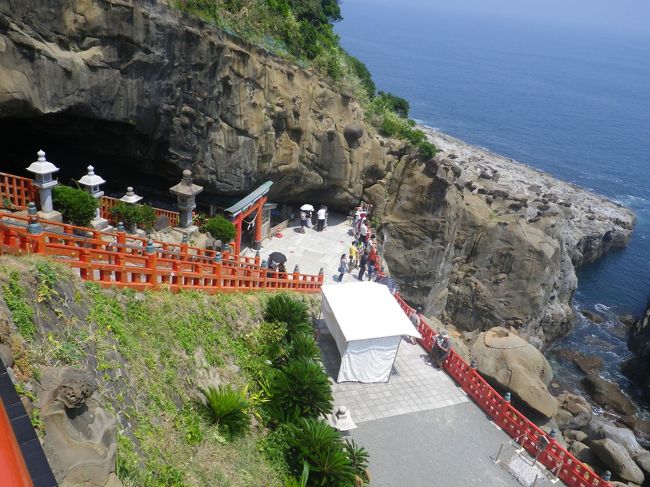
348 240 358 271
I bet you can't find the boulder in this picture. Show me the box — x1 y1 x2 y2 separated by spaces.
564 429 588 443
590 438 644 484
343 123 364 145
584 418 646 458
554 392 592 430
570 441 599 465
40 367 118 486
633 451 650 479
470 327 558 417
581 375 636 416
581 310 604 323
557 349 603 375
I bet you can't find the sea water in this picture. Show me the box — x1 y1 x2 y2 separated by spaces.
336 2 650 401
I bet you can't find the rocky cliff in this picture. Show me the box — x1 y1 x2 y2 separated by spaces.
623 303 650 401
0 0 635 343
0 0 401 204
378 131 634 344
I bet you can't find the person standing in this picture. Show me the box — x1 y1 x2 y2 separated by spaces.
348 241 358 271
300 210 307 233
317 206 327 232
358 250 369 281
359 219 368 244
409 307 422 345
338 254 348 282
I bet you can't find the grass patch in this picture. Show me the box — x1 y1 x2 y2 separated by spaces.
2 271 36 340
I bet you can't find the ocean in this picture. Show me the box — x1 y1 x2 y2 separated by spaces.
336 2 650 399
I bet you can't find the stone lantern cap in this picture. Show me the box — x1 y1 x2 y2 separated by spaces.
326 405 357 432
169 170 203 198
120 187 143 204
26 150 59 188
78 165 106 188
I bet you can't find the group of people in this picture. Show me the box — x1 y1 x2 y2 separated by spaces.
300 205 328 233
351 202 373 244
338 238 383 282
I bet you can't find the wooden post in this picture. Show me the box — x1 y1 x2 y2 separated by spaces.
293 264 300 290
234 218 242 256
146 239 158 287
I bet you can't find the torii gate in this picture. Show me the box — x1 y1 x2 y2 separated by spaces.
225 181 273 255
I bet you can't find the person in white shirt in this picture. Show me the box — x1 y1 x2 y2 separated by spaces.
317 206 327 232
359 219 368 243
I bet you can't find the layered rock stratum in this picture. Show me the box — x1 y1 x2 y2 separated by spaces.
0 0 635 344
379 130 634 344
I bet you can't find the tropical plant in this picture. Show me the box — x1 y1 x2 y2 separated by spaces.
265 294 312 338
109 202 156 231
52 184 98 227
265 358 333 421
287 332 321 362
199 385 251 438
285 461 310 487
345 440 370 484
288 418 356 487
201 215 236 243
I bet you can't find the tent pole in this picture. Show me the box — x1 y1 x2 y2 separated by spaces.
387 338 402 384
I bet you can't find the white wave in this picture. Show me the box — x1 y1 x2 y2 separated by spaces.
594 303 611 313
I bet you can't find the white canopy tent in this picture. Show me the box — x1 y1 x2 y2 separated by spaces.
321 282 421 383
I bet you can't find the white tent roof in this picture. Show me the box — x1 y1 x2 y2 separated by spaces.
321 282 421 341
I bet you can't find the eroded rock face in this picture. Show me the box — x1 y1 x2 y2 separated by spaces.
0 0 401 207
623 303 650 403
40 367 118 487
381 131 634 344
470 327 558 417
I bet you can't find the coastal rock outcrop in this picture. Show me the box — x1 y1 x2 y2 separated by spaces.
469 327 558 417
381 131 634 344
590 438 645 484
622 303 650 403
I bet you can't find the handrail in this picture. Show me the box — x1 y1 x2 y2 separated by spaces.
99 195 182 228
393 292 612 487
0 400 33 487
0 172 38 210
0 214 323 294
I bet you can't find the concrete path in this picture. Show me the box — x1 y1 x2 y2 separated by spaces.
243 213 363 283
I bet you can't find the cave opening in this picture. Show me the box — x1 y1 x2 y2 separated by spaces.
0 111 185 209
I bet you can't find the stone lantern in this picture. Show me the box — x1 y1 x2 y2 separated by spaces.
25 149 62 222
169 170 203 234
120 187 142 204
78 165 109 230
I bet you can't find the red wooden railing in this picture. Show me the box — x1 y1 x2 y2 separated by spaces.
0 172 38 210
394 292 612 487
0 400 32 487
0 212 322 294
99 196 182 228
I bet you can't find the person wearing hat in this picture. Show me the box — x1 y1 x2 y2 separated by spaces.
431 330 451 369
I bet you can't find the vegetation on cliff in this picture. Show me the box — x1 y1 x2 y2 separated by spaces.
176 0 436 159
0 257 368 486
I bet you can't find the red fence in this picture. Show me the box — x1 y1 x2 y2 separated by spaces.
0 172 38 210
0 401 32 487
0 212 322 294
99 196 181 228
394 292 612 487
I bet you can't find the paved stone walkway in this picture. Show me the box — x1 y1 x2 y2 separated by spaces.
243 213 365 283
318 328 468 423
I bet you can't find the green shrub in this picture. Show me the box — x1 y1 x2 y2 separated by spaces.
287 332 321 361
2 271 36 340
52 184 98 227
109 202 156 231
200 385 251 438
201 215 236 243
285 461 310 487
265 294 311 338
266 358 333 421
376 91 410 118
345 440 370 484
288 418 356 487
